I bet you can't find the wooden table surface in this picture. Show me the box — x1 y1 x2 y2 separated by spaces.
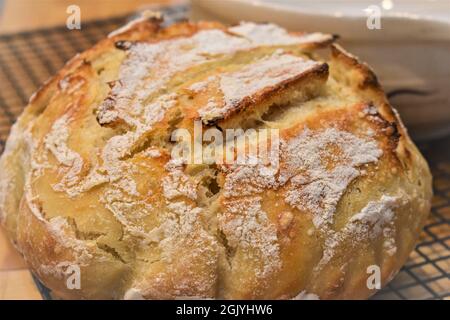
0 0 182 300
0 0 447 300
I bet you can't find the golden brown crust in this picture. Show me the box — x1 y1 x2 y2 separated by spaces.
200 62 329 125
0 17 432 300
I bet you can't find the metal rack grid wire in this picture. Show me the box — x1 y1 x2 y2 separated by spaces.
0 4 448 300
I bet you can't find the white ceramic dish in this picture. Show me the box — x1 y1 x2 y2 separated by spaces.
191 0 450 140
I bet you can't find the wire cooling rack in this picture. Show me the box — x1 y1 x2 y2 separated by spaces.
0 4 448 300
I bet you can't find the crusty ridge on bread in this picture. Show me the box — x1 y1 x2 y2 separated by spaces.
0 16 431 300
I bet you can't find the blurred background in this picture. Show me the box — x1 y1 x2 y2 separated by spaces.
0 0 448 300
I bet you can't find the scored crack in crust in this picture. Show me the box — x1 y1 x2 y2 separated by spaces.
0 16 432 299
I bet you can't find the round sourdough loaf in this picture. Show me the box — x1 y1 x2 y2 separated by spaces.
0 15 432 299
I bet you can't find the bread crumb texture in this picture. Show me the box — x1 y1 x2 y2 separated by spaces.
0 20 432 299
